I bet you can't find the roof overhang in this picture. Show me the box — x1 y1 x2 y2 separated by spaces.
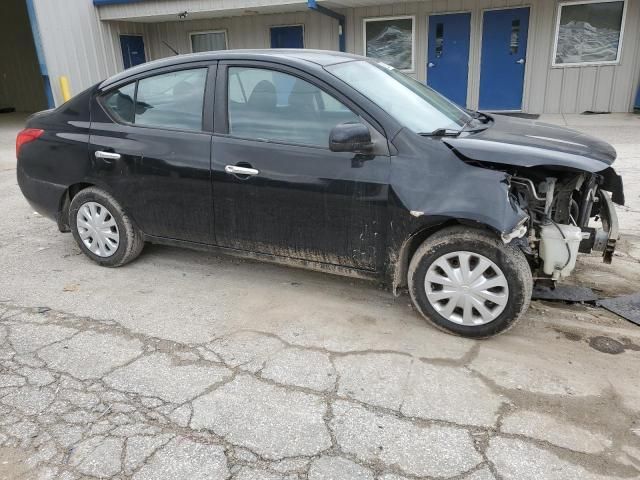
96 0 395 22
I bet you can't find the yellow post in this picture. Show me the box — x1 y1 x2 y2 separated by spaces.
59 76 71 102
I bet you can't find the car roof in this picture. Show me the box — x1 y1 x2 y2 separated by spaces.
99 49 363 89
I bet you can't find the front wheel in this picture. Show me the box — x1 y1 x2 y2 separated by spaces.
408 226 532 338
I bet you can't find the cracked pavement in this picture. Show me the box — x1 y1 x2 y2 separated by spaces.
1 112 640 479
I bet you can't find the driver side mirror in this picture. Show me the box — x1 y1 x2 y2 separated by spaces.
329 122 373 154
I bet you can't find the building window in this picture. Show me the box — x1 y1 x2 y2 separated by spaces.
553 0 626 66
363 16 415 71
190 30 228 53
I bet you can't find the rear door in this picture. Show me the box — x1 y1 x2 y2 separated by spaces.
211 61 390 270
89 64 216 243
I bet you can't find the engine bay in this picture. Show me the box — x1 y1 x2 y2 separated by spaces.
509 167 623 281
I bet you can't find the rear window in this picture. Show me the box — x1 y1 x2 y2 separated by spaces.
101 68 207 131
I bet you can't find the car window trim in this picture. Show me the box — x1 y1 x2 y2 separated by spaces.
97 62 216 134
214 60 388 146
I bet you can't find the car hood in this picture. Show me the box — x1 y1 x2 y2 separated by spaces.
443 114 616 173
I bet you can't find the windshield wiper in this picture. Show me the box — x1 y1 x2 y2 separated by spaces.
419 128 461 137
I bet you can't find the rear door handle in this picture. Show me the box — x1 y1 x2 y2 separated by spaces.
225 165 259 176
95 151 121 160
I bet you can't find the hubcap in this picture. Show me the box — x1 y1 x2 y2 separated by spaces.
76 202 120 258
424 251 509 326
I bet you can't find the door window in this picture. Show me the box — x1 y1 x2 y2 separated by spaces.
136 69 207 130
103 83 136 123
270 25 304 48
102 69 208 131
227 67 359 147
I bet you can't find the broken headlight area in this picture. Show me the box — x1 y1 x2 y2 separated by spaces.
509 168 623 281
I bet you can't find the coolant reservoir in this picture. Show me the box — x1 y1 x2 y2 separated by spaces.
539 224 583 279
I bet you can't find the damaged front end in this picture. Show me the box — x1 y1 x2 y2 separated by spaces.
508 167 623 280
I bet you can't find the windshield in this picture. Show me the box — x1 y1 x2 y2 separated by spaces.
325 60 471 134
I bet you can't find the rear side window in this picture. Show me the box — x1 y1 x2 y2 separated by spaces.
103 83 135 123
102 68 207 131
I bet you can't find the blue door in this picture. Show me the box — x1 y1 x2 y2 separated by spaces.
427 13 471 107
479 8 529 110
270 26 304 48
635 85 640 109
120 35 146 69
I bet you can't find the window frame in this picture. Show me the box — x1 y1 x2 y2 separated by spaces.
551 0 627 67
189 30 229 53
215 60 387 150
98 63 216 134
362 15 416 73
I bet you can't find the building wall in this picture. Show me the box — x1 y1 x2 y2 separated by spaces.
32 0 640 114
142 10 339 58
31 0 146 105
341 0 640 114
0 0 47 112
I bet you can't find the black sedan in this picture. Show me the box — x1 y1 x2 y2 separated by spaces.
16 50 624 337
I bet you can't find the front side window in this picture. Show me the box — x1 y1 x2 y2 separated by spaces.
364 16 414 71
227 67 359 146
191 31 227 53
554 0 625 65
326 60 470 134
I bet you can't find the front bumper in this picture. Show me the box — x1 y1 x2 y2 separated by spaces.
598 189 618 264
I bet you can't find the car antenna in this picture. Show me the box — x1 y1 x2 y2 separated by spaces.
162 40 179 56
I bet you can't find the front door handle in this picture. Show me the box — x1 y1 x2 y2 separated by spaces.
428 62 436 68
516 58 525 64
95 150 121 160
225 165 259 176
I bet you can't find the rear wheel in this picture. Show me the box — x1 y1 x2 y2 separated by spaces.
69 187 144 267
408 226 532 338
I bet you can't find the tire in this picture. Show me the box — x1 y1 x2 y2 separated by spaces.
408 226 532 338
69 187 144 267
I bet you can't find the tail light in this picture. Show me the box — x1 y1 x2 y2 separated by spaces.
16 128 44 157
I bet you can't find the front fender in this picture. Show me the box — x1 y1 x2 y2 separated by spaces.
385 130 529 291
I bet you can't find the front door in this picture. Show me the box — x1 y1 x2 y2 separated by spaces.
427 13 471 107
479 7 529 110
270 25 304 48
212 63 390 270
120 35 146 69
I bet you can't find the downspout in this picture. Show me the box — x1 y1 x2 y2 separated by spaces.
307 0 345 52
25 0 55 108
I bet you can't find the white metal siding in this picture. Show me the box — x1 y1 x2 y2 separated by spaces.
143 10 339 58
98 0 311 22
31 0 147 105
